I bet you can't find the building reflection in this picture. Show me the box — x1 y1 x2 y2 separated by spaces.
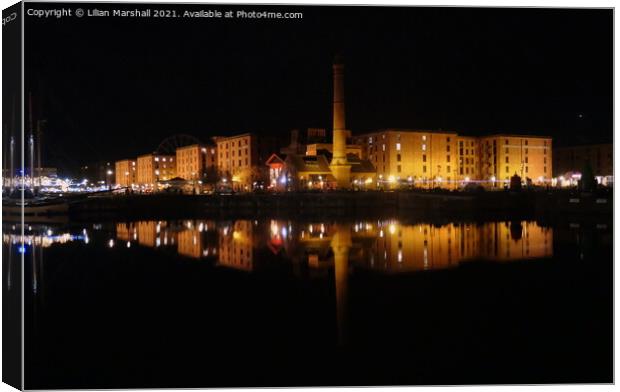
218 220 256 271
2 218 594 348
115 220 218 258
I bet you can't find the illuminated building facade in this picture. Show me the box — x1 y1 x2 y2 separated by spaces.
265 153 287 190
355 129 459 188
114 159 136 187
176 144 218 180
455 136 479 183
354 131 553 188
479 135 552 187
216 133 280 191
136 153 176 189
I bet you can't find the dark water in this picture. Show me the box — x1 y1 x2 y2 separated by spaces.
5 216 612 388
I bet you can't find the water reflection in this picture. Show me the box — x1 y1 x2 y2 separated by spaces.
4 220 555 290
109 220 556 271
5 219 558 344
8 218 612 387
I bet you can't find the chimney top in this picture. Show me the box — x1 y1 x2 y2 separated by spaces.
334 53 345 65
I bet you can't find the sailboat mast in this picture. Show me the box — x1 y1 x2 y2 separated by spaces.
9 136 14 191
10 96 16 190
28 93 35 189
37 120 43 188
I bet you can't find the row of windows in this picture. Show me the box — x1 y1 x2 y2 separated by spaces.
220 148 249 160
224 158 250 167
504 166 548 174
393 165 452 174
221 139 250 149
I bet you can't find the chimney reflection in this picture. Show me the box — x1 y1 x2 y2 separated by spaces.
331 224 352 345
108 218 553 343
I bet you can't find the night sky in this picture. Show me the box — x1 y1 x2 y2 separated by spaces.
23 4 612 174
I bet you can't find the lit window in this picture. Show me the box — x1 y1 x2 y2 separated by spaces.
382 144 386 152
422 144 426 151
396 143 401 151
422 135 427 141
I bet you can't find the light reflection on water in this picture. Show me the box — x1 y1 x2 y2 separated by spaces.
5 219 554 273
6 218 613 387
111 219 553 272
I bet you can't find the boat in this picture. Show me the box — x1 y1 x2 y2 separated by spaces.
2 188 69 222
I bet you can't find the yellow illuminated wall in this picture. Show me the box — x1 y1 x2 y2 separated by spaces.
114 159 137 187
455 137 479 183
479 135 552 187
176 144 209 181
355 130 459 188
354 130 552 189
216 134 256 191
136 154 176 187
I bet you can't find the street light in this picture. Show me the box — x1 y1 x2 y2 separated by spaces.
106 169 113 189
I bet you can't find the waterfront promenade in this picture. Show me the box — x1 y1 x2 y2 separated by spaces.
68 188 612 221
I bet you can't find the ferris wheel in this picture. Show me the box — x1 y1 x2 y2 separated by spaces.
155 134 203 155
